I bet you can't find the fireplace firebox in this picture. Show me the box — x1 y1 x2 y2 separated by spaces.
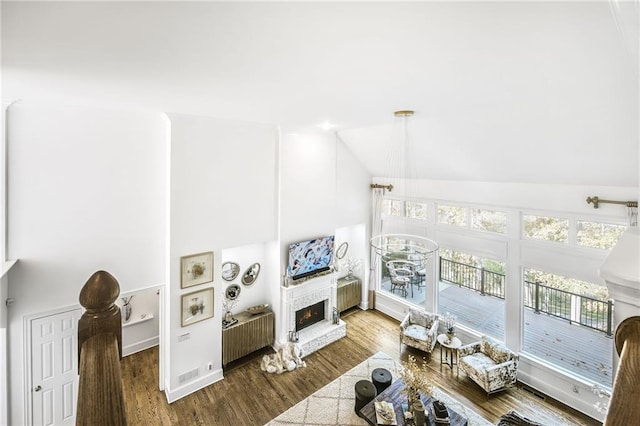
295 301 325 332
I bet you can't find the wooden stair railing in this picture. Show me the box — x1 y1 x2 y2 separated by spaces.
604 316 640 426
76 271 127 426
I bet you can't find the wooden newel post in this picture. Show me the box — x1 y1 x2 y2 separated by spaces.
78 270 122 361
604 316 640 425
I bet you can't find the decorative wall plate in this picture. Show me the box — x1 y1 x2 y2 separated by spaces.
225 284 241 300
221 261 240 281
242 262 261 286
336 242 349 260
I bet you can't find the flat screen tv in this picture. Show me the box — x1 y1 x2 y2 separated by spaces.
287 235 335 280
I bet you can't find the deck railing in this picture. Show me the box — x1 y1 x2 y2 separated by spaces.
439 257 613 336
439 257 505 298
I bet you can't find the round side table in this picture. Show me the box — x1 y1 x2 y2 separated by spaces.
437 334 462 374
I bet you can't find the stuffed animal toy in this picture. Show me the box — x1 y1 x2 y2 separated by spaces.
260 342 306 374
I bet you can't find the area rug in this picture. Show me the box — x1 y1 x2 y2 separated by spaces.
265 351 492 426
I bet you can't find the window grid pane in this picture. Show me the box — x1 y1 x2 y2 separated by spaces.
437 205 468 227
382 199 402 216
471 209 507 234
405 201 427 220
522 214 569 242
577 221 626 249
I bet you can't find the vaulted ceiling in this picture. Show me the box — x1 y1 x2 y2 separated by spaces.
2 1 638 186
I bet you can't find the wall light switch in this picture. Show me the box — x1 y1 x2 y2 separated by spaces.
178 333 190 342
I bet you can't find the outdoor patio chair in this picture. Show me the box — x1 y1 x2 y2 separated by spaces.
399 308 439 355
387 260 413 297
459 335 519 395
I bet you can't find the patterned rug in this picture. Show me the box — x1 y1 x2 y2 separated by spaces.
265 352 492 426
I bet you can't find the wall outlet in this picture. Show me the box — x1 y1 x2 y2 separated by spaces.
178 332 190 342
207 362 213 371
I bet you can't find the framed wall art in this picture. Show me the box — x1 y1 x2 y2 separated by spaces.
181 287 214 327
181 251 214 288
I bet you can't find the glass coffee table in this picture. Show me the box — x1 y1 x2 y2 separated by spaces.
358 377 468 425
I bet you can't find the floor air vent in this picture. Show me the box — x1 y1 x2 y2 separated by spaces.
521 385 546 401
178 368 200 384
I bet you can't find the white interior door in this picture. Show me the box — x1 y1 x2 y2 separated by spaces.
30 309 81 426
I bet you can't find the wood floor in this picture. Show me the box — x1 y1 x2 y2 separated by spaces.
121 309 600 425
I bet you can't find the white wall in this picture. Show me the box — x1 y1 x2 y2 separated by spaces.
165 114 278 401
279 130 338 248
276 129 372 340
117 286 161 357
221 243 275 315
5 101 167 425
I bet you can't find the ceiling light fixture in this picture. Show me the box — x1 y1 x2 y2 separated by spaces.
319 121 336 132
370 110 438 265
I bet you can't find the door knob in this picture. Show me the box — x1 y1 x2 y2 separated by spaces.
34 385 41 392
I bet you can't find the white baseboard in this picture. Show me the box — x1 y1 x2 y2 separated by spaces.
517 355 604 423
123 336 159 357
164 369 224 404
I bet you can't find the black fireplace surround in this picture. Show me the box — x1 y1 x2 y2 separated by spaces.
296 300 325 332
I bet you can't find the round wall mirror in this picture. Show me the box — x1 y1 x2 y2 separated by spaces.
225 284 241 300
242 263 261 286
221 262 240 281
336 242 349 260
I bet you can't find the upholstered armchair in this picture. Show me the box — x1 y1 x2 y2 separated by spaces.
399 308 439 355
458 336 519 395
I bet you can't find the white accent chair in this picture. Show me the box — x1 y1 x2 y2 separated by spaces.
399 308 439 356
458 335 519 395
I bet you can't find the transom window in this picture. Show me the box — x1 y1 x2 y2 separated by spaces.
405 201 427 220
382 199 402 216
577 221 626 249
522 214 569 243
437 205 468 227
471 208 507 234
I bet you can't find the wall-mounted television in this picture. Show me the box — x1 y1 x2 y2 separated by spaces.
287 235 335 281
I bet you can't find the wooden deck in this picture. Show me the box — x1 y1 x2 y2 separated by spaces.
381 279 613 386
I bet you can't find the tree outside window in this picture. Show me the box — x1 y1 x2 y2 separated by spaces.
472 209 507 234
577 221 626 249
437 205 468 227
522 214 568 242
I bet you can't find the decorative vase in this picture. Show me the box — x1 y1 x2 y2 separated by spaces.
123 303 132 322
446 329 455 342
412 400 425 426
224 311 233 322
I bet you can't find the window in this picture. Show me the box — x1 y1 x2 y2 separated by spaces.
577 221 626 249
522 268 612 386
378 236 427 306
382 199 402 216
438 249 505 340
437 205 468 227
471 209 507 234
522 214 568 242
405 201 427 220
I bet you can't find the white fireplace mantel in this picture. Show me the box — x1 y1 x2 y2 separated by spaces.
280 273 346 355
